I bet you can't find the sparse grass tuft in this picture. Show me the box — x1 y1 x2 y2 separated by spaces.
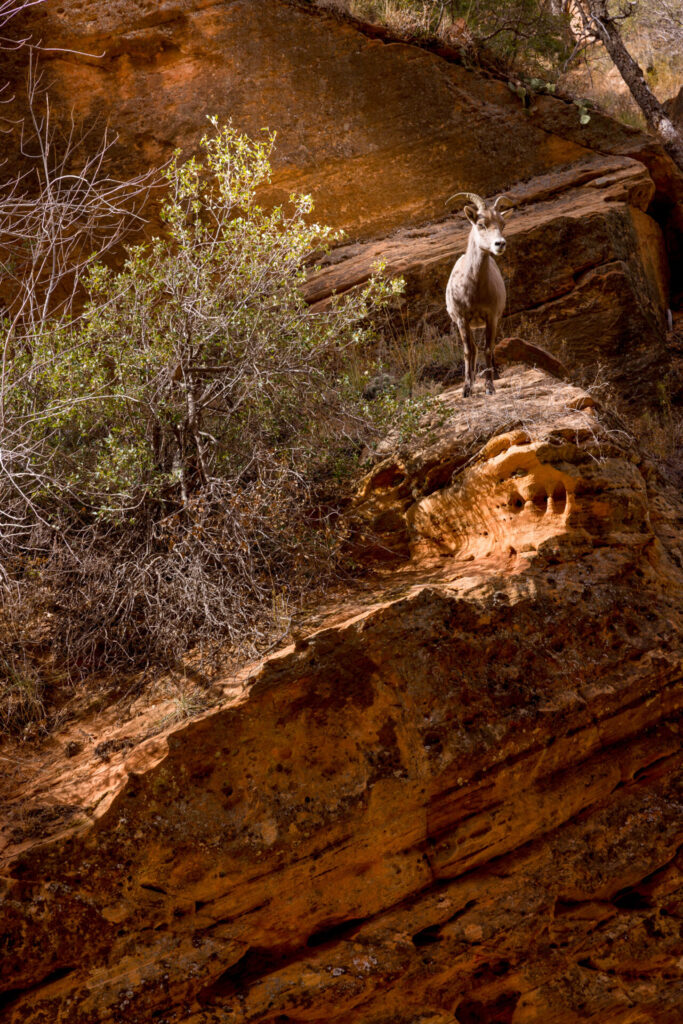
153 688 216 732
0 654 46 738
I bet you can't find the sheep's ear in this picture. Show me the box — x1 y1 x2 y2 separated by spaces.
464 204 479 224
501 206 514 219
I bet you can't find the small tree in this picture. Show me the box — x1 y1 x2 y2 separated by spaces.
571 0 683 169
1 120 399 674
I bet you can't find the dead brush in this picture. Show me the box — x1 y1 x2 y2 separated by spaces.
1 121 402 686
627 382 683 490
0 651 46 738
38 469 351 678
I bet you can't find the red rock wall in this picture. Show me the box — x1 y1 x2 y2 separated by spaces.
2 0 644 238
1 371 682 1024
8 0 679 369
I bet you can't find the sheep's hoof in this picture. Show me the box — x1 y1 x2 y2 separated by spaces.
462 383 472 398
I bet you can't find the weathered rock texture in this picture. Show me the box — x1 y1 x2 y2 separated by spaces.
2 5 682 1023
1 368 682 1023
305 154 670 395
10 0 680 384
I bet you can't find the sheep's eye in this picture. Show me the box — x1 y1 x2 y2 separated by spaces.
477 220 485 228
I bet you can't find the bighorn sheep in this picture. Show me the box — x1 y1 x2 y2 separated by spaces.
445 192 513 397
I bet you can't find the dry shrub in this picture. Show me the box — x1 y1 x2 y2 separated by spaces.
0 587 48 737
1 121 402 682
0 653 45 736
378 313 462 391
42 471 351 673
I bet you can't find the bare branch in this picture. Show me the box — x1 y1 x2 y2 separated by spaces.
0 54 160 339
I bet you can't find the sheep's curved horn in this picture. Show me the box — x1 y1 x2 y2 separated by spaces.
445 191 485 210
492 194 515 211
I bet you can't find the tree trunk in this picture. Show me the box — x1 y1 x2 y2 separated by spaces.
577 0 683 170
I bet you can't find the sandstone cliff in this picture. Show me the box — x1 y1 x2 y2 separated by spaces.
1 368 682 1023
8 0 681 387
2 4 682 1023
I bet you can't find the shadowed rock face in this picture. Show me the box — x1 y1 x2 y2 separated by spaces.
1 369 682 1024
8 0 679 383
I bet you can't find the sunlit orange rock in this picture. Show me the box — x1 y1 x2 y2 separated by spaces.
1 368 681 1023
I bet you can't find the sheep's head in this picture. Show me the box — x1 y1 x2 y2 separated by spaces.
446 192 514 257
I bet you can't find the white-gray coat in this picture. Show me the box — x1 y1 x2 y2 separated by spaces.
445 192 513 397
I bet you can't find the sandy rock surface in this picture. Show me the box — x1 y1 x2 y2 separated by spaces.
1 369 682 1023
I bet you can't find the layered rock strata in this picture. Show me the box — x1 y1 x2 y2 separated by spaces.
305 154 669 395
7 0 680 385
1 369 682 1024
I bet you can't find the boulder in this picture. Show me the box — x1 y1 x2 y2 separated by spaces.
494 336 568 379
306 154 670 397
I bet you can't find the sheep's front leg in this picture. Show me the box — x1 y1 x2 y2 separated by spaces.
454 317 476 397
483 313 499 394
